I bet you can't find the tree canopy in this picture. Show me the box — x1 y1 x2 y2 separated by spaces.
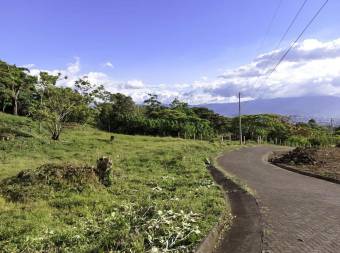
0 58 336 144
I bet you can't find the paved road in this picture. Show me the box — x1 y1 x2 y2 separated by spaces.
217 146 340 253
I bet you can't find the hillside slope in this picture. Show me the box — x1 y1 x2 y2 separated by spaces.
0 113 232 252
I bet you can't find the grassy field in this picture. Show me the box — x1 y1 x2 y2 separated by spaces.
0 112 235 252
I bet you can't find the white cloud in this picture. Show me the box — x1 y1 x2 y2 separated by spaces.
67 57 80 74
23 63 35 68
124 80 145 89
211 38 340 100
103 61 114 68
23 37 340 105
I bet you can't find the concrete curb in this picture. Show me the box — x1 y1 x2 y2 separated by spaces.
272 162 340 185
195 164 263 253
268 150 340 185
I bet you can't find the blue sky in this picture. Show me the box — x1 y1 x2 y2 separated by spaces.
1 0 340 104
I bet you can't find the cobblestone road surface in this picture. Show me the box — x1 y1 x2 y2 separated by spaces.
217 146 340 253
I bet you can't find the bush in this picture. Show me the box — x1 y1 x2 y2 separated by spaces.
309 136 332 147
309 138 321 147
287 136 309 147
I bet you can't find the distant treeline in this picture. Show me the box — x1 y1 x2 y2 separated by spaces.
0 59 338 145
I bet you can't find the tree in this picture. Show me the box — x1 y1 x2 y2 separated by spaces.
33 72 64 131
170 98 195 116
33 87 85 140
110 93 136 116
0 88 11 112
170 98 187 110
192 107 231 134
308 118 318 128
37 71 62 101
39 71 60 87
0 60 37 115
143 93 162 117
231 114 291 142
74 77 107 104
97 103 114 131
97 93 136 132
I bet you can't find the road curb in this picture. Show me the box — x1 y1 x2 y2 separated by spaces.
196 164 263 253
272 162 340 185
268 150 340 185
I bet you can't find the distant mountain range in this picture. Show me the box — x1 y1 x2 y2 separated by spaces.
200 96 340 125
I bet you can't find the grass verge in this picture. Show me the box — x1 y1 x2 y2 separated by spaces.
210 149 255 196
0 112 236 252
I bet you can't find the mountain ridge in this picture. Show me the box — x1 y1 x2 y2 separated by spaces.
199 96 340 124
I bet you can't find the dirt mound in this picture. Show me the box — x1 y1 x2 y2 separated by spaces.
270 147 322 165
0 158 113 202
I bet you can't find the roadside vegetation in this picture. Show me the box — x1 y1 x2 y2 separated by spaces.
1 59 338 146
1 58 340 252
0 112 234 252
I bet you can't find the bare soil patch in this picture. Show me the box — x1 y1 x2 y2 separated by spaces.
270 147 340 181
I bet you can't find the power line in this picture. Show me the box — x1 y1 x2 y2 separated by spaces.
253 0 308 89
245 0 283 107
275 0 309 49
255 0 283 57
264 0 329 82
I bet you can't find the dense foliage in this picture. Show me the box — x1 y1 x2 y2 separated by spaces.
0 59 337 146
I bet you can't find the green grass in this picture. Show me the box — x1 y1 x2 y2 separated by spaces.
0 112 235 252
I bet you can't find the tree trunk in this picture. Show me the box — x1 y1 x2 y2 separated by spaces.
51 132 60 140
51 122 61 140
12 97 18 115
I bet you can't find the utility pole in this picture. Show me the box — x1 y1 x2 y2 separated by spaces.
330 118 334 135
238 92 242 145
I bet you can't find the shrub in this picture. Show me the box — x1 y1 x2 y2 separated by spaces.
309 136 332 147
287 136 309 147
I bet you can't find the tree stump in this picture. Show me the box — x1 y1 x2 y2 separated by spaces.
95 157 113 186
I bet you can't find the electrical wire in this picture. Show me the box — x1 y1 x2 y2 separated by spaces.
255 0 283 57
275 0 309 50
264 0 329 82
253 0 309 88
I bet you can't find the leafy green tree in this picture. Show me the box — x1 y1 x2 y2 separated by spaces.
74 77 107 103
97 93 136 132
192 107 231 134
307 118 318 128
33 72 65 130
97 103 114 131
170 98 188 111
0 60 37 115
0 88 11 112
143 93 162 117
38 71 60 88
33 87 86 140
72 77 112 124
231 114 291 141
110 93 136 116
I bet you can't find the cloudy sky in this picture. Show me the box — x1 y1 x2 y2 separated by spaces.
1 0 340 104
